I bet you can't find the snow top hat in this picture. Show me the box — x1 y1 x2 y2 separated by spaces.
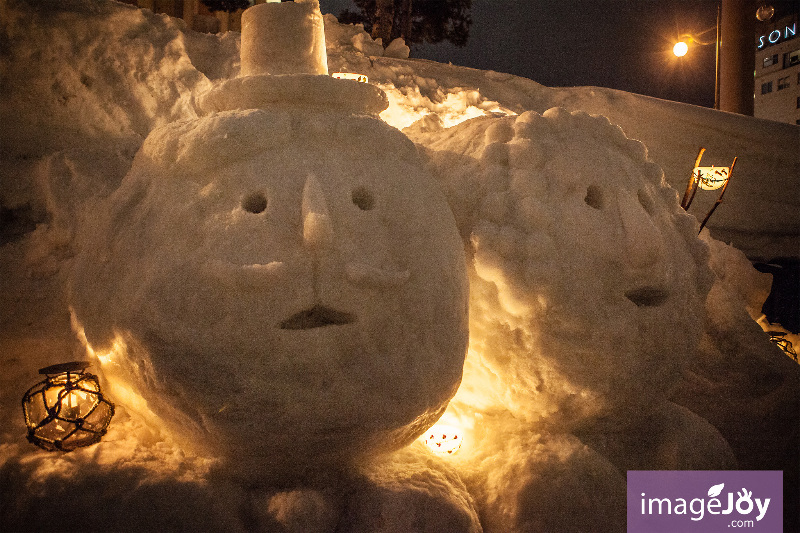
199 0 388 116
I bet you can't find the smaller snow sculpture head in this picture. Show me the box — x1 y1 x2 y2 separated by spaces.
430 108 712 430
70 107 468 479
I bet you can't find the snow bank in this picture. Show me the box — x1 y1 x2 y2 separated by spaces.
0 0 208 154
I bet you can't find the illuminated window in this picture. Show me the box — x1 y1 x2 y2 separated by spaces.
778 77 790 90
787 49 800 67
764 54 778 67
761 81 773 94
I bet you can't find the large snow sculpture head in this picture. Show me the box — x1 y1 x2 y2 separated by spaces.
423 108 713 430
70 73 467 479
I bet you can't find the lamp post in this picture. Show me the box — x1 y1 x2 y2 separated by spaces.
673 2 722 110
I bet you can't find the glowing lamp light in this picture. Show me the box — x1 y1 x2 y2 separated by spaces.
332 72 369 83
422 424 463 455
693 166 730 190
756 4 775 22
22 361 115 452
673 41 689 57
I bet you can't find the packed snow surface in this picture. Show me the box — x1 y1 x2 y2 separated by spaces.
1 0 797 531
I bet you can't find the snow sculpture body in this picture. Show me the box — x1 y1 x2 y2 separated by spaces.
416 108 735 531
70 0 469 481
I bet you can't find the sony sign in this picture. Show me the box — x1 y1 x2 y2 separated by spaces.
758 22 797 49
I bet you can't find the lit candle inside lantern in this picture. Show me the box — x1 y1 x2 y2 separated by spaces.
421 423 463 455
693 166 730 190
332 72 369 83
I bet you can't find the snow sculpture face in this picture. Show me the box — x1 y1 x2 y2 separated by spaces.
429 108 712 429
71 109 468 477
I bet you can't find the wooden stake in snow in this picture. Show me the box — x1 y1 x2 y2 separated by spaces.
681 147 706 210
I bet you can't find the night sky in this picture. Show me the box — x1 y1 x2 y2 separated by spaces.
319 0 729 109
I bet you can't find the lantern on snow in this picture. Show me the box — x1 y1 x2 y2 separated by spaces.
694 166 730 191
22 361 114 452
421 424 463 455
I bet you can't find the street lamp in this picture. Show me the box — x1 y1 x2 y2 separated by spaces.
673 2 721 109
673 41 689 57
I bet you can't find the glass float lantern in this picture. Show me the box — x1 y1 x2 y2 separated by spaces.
22 361 115 452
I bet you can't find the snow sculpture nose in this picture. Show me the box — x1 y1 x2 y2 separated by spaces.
302 174 333 250
617 190 664 269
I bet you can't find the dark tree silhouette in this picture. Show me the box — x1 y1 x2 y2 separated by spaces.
338 0 471 47
200 0 251 13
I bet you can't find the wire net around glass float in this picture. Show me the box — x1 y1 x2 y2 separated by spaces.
22 361 115 452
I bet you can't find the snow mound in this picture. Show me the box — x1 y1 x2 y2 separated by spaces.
0 0 209 154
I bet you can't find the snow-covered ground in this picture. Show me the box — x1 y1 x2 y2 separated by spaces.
1 0 797 531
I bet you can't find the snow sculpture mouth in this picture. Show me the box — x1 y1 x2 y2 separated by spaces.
624 286 670 307
279 305 356 329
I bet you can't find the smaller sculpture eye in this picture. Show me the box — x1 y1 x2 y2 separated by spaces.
242 191 268 214
352 186 375 211
584 185 603 210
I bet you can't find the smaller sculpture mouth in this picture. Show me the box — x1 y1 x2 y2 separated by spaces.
624 286 670 307
279 305 356 330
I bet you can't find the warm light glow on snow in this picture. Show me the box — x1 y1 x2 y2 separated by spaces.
378 83 515 130
70 308 127 366
673 41 689 57
105 381 157 421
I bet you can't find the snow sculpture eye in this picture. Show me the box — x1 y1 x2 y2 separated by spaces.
351 186 375 211
241 191 268 214
584 185 604 210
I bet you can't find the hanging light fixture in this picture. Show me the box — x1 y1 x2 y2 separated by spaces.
22 361 115 452
756 4 775 22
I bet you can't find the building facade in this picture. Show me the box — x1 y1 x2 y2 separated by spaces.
754 11 800 125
